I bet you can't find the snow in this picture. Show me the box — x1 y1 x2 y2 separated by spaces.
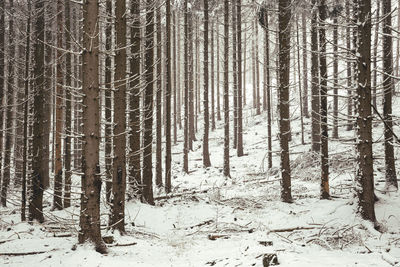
1 102 400 266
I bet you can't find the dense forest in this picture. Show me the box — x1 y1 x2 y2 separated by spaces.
0 0 399 266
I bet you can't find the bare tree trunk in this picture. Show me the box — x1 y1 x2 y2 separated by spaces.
165 0 172 193
243 25 246 107
129 0 142 200
232 2 238 149
2 0 15 207
372 0 380 112
332 14 339 139
188 13 196 148
105 0 113 202
319 0 330 200
156 5 163 187
29 0 46 222
53 0 64 210
217 22 221 121
237 0 244 157
211 18 216 131
202 0 211 168
302 11 309 118
382 0 398 189
278 0 292 203
223 0 230 177
177 11 182 130
142 0 155 205
78 0 106 252
355 0 376 223
296 18 305 145
64 0 72 209
173 9 177 145
183 0 189 174
0 0 4 189
311 0 320 153
255 19 260 115
111 0 127 231
346 1 353 131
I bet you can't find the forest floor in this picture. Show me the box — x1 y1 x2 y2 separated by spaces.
1 102 400 266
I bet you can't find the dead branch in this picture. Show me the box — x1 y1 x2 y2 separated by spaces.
107 242 137 247
269 226 319 233
0 249 57 256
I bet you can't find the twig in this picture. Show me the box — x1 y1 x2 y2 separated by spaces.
269 226 319 233
107 242 137 247
0 249 57 256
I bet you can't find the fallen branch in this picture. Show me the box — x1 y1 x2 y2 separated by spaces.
0 249 57 256
269 226 319 233
185 219 214 230
154 189 209 201
208 234 229 241
108 242 137 247
0 239 14 245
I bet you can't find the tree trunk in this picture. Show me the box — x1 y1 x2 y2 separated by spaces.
232 2 238 149
372 0 380 112
382 0 398 189
255 19 260 115
156 5 163 187
311 0 320 153
223 0 230 177
53 0 64 210
278 0 292 203
237 0 243 157
183 0 189 174
355 0 376 222
0 0 4 190
302 11 309 118
332 14 339 139
105 0 113 202
346 1 353 131
217 22 221 121
129 0 141 200
64 0 72 209
189 13 196 147
78 0 106 252
319 0 330 200
29 0 46 223
211 18 216 131
165 0 172 193
173 9 177 145
203 0 211 168
142 0 155 205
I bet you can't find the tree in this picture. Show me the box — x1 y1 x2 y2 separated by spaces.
332 5 340 139
382 0 398 189
210 18 216 131
156 4 163 187
319 0 329 199
278 0 292 203
354 0 376 222
236 0 243 157
2 0 15 207
111 0 127 231
129 0 142 199
142 0 155 205
183 0 189 174
232 2 238 149
202 0 211 168
165 0 172 193
78 0 106 253
302 10 309 118
223 0 230 177
29 0 46 222
53 0 64 210
0 0 4 191
311 0 320 153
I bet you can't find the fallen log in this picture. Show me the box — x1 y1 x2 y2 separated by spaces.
0 249 56 257
154 189 209 201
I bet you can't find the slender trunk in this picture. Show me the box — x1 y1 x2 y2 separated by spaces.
311 0 320 153
216 22 221 121
237 0 243 157
142 0 155 205
53 0 64 210
165 0 172 193
346 2 353 131
183 0 189 173
203 0 211 168
173 9 177 145
188 13 196 148
332 15 339 139
302 11 309 118
319 0 330 200
223 0 230 177
211 19 215 131
0 0 4 188
278 0 292 203
156 5 162 187
382 0 398 189
372 0 380 112
232 2 238 149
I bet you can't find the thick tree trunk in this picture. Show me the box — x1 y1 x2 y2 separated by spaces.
355 0 376 222
111 0 127 232
78 0 106 252
30 0 46 223
278 0 292 203
0 0 4 188
382 0 398 189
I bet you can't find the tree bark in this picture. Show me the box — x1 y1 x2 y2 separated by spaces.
183 0 189 173
311 0 320 153
203 0 211 168
156 5 162 187
223 0 230 177
278 0 292 203
237 0 244 157
165 0 172 193
382 0 398 189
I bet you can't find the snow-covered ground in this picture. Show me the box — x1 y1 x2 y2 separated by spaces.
1 90 400 266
